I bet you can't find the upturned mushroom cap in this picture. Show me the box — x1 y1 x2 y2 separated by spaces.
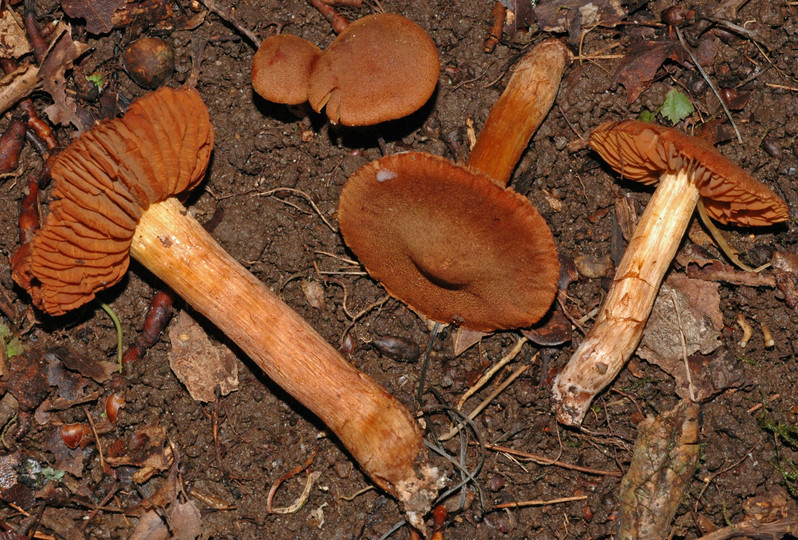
338 152 559 332
11 87 214 315
307 13 439 126
589 120 789 227
251 34 322 105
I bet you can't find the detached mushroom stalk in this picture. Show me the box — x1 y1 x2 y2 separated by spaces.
132 198 435 506
553 120 789 425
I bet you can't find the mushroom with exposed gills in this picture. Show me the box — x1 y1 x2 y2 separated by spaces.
552 119 790 425
337 40 571 332
251 13 439 126
10 87 441 526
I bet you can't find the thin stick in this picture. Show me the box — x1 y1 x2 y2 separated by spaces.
439 362 531 441
676 27 742 143
266 448 317 513
493 495 587 509
670 290 696 402
417 322 442 401
457 337 527 410
485 443 623 477
257 187 338 232
82 406 106 472
197 0 261 48
766 83 798 92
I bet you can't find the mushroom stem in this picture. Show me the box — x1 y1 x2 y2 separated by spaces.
466 39 571 187
131 198 440 518
552 169 700 425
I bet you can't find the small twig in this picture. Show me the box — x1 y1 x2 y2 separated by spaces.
670 290 696 402
338 485 374 502
766 82 798 92
257 187 338 232
693 437 763 514
439 360 532 441
307 0 349 34
675 27 742 143
82 406 106 473
493 495 588 510
197 0 261 48
416 322 442 401
485 443 623 477
266 448 318 513
456 337 527 410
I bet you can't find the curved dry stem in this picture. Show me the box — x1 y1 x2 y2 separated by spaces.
552 169 700 425
131 198 441 522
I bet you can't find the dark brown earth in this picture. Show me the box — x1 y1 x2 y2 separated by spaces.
1 0 797 538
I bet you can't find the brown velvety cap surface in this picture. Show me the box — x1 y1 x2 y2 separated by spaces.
589 119 789 226
11 87 214 316
251 34 322 105
338 152 559 332
307 13 439 126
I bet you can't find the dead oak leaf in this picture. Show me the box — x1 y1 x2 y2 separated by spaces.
60 0 125 35
39 23 89 129
498 0 535 39
638 275 750 401
0 10 32 59
534 0 625 41
168 311 238 402
614 37 718 104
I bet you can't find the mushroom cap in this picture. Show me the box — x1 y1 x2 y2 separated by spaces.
11 86 214 315
589 119 789 226
307 13 439 126
251 34 322 105
338 152 560 332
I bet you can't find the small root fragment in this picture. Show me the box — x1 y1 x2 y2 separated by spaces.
736 313 753 348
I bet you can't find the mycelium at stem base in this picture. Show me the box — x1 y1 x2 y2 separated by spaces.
131 197 441 523
552 169 700 426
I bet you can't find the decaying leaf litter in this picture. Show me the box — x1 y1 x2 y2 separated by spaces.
0 0 796 538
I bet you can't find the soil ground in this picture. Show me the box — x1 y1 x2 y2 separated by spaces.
1 0 798 538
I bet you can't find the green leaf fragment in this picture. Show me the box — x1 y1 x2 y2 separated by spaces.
658 89 694 125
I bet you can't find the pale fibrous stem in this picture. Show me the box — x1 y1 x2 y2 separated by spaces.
552 169 700 425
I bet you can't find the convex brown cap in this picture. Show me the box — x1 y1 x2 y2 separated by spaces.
307 13 439 126
589 120 790 226
338 152 559 332
12 87 214 315
251 34 322 105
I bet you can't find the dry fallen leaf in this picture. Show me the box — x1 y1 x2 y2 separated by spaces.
619 400 700 539
638 275 750 401
60 0 125 35
39 23 89 129
0 10 32 59
534 0 625 40
614 37 718 104
640 274 722 361
168 310 239 402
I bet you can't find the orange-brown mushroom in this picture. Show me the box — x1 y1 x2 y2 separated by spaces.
251 34 322 105
306 13 439 126
552 119 790 425
339 152 559 332
338 40 571 332
11 87 441 526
